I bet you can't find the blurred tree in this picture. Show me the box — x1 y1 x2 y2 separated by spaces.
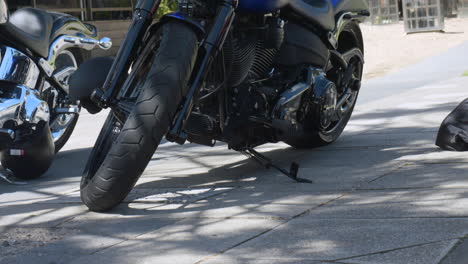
156 0 177 19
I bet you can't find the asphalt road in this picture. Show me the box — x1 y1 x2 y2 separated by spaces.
1 41 468 264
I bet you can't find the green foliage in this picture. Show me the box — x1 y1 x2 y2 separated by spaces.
156 0 178 19
462 71 468 77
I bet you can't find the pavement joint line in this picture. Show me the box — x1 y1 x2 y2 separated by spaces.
306 145 432 151
0 187 82 206
87 217 191 257
333 238 456 263
405 161 468 165
52 215 80 229
78 189 241 257
438 238 463 264
438 233 468 264
367 162 408 184
194 193 350 264
345 130 438 136
355 187 435 191
305 216 468 220
192 256 353 263
193 221 288 264
358 186 468 190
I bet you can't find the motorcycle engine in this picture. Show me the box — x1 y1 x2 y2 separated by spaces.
224 17 284 87
220 17 284 149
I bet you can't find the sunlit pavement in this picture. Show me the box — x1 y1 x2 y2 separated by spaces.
2 42 468 264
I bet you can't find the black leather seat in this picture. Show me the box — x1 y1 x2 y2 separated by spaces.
0 8 70 58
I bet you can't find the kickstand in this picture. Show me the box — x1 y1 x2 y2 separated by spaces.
243 148 312 183
0 168 27 185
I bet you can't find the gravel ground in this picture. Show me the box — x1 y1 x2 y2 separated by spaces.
362 17 468 80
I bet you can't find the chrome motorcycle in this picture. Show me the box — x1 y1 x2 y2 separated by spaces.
0 1 111 180
71 0 369 211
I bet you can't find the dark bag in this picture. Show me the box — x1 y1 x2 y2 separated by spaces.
436 98 468 151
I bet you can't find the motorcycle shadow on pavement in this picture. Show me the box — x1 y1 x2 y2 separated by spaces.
112 101 468 215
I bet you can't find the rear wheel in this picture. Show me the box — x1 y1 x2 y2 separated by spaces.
80 22 198 212
286 22 364 148
51 49 89 152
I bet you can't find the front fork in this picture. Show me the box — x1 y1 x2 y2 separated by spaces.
90 0 237 145
90 0 162 109
166 0 237 144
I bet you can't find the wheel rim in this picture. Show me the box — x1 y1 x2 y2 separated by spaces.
83 113 123 185
320 49 363 135
50 50 78 143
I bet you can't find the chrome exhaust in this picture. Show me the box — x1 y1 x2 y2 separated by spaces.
0 84 50 129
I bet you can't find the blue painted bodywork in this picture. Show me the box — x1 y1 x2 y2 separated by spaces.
238 0 344 13
331 0 342 7
238 0 287 13
163 12 205 36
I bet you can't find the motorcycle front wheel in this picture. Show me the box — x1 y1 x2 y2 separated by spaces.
80 21 199 212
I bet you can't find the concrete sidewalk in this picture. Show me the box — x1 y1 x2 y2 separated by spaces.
2 53 468 263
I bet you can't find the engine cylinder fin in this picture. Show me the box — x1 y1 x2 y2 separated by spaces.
249 40 278 80
225 34 257 87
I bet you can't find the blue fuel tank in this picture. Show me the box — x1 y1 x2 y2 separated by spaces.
238 0 290 13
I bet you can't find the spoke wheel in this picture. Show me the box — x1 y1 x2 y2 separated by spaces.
50 49 83 152
320 48 363 135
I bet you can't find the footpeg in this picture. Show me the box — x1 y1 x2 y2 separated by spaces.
243 148 312 183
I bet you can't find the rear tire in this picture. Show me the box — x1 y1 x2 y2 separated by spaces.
80 22 198 212
286 22 364 149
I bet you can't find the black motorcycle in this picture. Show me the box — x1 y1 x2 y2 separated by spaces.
0 1 111 181
71 0 369 211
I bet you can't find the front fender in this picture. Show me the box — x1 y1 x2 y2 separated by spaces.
156 12 206 40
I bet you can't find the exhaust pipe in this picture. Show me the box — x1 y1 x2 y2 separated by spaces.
0 84 49 129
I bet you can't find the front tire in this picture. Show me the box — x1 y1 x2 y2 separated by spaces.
80 22 198 212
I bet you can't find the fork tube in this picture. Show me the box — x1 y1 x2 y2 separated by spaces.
93 0 161 108
166 0 237 144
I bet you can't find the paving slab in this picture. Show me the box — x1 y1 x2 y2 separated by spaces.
66 218 281 264
364 163 468 189
440 238 468 264
308 188 468 219
212 218 468 262
203 240 458 264
345 239 458 264
0 203 85 228
203 257 345 264
0 232 124 264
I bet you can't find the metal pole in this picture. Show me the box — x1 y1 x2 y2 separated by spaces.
86 0 93 21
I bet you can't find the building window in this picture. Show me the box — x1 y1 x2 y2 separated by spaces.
7 0 34 11
37 0 85 19
6 0 134 21
90 0 133 20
